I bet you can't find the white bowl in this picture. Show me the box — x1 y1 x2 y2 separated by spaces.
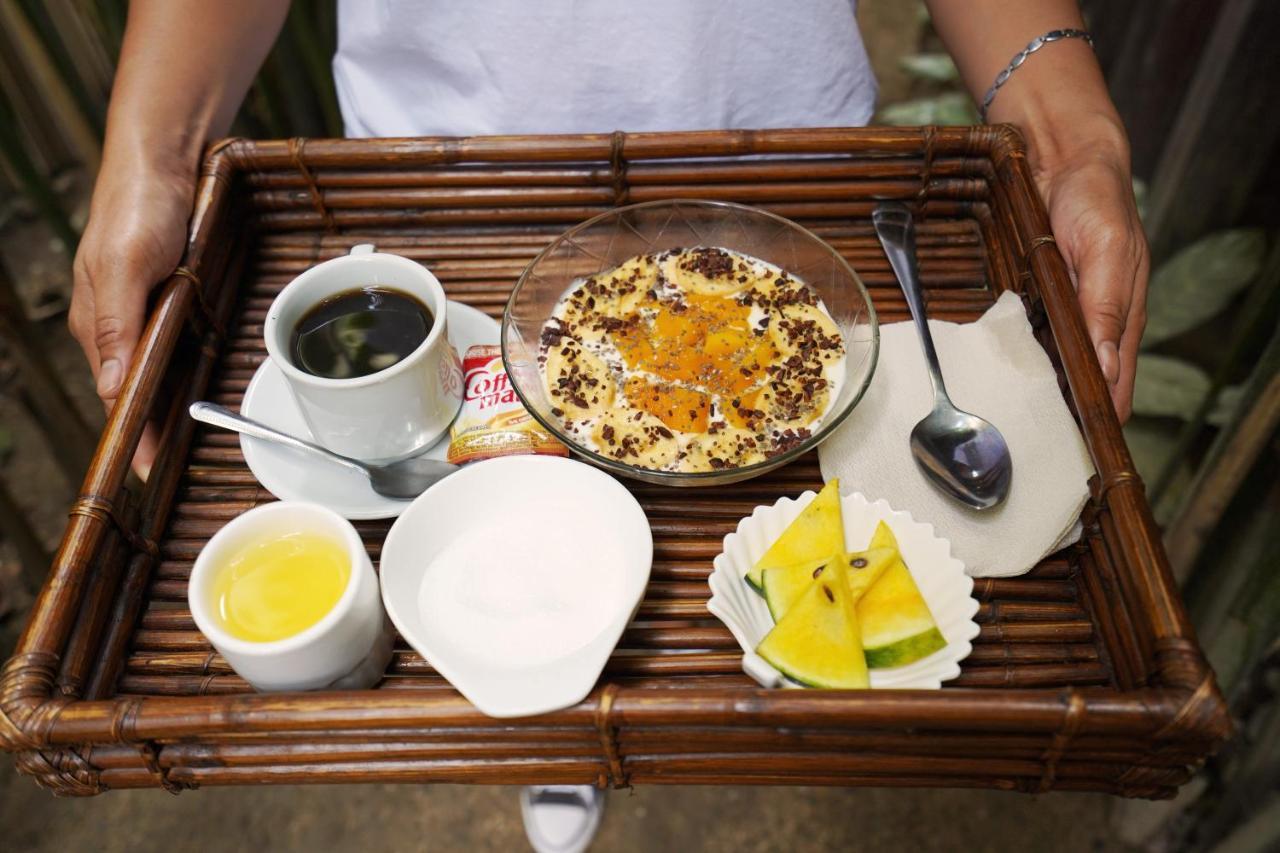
379 455 652 717
707 490 979 690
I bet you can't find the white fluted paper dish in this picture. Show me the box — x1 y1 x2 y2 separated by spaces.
707 489 979 690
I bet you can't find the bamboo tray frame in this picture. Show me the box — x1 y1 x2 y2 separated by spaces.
1 127 1229 798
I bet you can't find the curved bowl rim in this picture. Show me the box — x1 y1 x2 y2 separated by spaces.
500 198 880 485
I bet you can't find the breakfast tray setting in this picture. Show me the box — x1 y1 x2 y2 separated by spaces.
0 127 1229 798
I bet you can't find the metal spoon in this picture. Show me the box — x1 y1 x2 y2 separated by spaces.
872 202 1013 510
189 401 458 500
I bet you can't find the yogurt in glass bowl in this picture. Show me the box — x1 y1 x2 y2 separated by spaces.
502 199 879 486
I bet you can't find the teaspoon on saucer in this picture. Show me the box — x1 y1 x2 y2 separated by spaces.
872 202 1013 510
190 401 458 500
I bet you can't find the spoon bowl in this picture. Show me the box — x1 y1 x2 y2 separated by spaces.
364 453 460 499
909 404 1013 510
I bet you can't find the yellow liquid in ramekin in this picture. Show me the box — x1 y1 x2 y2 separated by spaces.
210 532 350 642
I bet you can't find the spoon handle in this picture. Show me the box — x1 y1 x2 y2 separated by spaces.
872 203 951 403
189 401 369 478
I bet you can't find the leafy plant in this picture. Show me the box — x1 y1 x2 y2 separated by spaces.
1131 354 1212 420
898 53 959 83
1207 384 1245 427
1122 417 1183 483
1132 178 1148 223
877 93 978 126
1142 228 1266 347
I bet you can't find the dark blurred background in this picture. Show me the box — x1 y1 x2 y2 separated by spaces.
1 2 1276 851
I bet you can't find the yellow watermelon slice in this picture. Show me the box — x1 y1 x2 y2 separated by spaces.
755 557 869 688
761 547 895 623
856 521 946 668
746 479 844 593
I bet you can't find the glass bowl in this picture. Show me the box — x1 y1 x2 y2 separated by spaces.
501 199 879 486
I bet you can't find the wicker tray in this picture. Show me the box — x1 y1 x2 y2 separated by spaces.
0 127 1229 798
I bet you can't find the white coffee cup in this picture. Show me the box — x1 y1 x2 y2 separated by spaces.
264 244 462 461
188 501 392 692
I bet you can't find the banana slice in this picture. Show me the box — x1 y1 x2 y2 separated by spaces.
661 247 755 297
555 284 617 345
756 379 830 431
769 301 844 361
679 426 767 472
556 257 658 343
591 407 680 469
604 255 659 314
543 338 615 416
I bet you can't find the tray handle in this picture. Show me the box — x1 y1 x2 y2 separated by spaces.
0 141 244 754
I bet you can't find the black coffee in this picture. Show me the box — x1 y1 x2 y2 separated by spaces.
290 287 433 379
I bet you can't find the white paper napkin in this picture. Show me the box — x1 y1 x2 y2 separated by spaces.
818 291 1095 578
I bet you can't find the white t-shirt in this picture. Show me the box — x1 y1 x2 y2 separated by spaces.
333 0 877 137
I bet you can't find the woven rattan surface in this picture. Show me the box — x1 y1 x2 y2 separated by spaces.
1 128 1228 798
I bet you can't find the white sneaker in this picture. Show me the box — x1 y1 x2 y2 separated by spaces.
520 785 605 853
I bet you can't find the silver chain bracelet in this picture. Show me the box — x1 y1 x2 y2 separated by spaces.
980 28 1095 123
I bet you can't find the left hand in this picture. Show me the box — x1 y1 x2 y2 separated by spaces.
1021 118 1149 423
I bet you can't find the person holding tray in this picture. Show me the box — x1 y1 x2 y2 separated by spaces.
69 2 1147 850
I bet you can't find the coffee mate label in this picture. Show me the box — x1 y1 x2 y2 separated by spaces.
447 345 568 465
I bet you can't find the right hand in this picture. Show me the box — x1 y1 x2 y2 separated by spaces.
70 158 196 478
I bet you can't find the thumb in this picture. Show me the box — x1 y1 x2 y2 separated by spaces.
91 267 149 405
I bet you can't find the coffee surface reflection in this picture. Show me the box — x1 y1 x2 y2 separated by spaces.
290 287 433 379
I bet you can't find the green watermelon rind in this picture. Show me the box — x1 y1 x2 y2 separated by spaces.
763 575 785 623
770 662 848 690
761 557 832 623
760 651 867 690
864 627 947 669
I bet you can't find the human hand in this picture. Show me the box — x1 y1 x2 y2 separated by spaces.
70 158 196 477
1024 117 1149 422
922 6 1149 423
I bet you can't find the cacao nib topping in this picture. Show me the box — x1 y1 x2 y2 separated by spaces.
678 247 737 280
541 317 571 348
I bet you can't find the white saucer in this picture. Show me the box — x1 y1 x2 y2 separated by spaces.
240 301 499 520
